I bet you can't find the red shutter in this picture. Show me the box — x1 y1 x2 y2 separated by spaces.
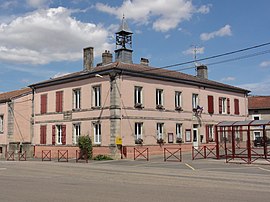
208 95 214 114
59 92 63 112
62 125 66 145
56 91 63 112
41 94 47 114
205 125 209 143
219 97 222 114
40 125 47 144
234 99 239 115
56 92 59 112
227 98 230 114
52 125 56 145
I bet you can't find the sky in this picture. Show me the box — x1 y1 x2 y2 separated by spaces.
0 0 270 95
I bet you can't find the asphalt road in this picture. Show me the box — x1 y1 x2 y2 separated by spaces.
0 157 270 202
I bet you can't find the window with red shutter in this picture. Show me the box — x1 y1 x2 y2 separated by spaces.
218 97 222 114
62 125 66 145
234 99 239 115
56 91 63 112
205 125 209 143
52 125 56 145
208 95 214 114
40 94 47 114
40 125 47 144
227 98 230 114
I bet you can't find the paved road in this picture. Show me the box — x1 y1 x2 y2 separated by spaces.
0 158 270 202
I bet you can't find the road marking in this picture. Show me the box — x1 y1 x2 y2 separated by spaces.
258 167 270 172
185 163 195 170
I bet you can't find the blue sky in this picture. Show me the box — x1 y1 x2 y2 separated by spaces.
0 0 270 95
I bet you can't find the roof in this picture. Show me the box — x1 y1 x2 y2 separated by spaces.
0 88 32 103
30 62 250 94
217 120 270 127
248 96 270 109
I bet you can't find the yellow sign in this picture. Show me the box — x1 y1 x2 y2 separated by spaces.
115 136 122 145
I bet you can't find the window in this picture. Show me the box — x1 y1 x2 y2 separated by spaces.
219 97 230 114
135 122 143 139
40 94 47 114
175 91 182 109
73 89 81 109
40 125 47 144
56 91 63 112
208 95 214 114
206 125 214 142
93 85 101 107
73 123 81 144
93 122 101 144
192 94 199 109
52 125 66 145
0 115 3 133
234 99 239 115
134 86 143 107
56 125 62 144
156 89 164 107
176 123 182 138
157 123 164 139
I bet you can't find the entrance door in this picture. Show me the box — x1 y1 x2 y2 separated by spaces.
193 125 199 149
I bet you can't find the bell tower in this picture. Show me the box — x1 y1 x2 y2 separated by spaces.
115 15 133 63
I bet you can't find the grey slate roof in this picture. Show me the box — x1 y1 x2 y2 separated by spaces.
30 62 250 94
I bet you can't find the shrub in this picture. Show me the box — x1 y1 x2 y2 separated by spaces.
78 136 93 160
93 154 113 161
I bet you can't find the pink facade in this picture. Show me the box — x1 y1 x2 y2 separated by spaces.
0 88 32 158
30 60 249 158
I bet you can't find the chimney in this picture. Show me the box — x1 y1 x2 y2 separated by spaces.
196 64 208 79
140 58 149 66
102 50 113 65
83 47 94 71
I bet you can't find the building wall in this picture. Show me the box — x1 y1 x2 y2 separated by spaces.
33 72 248 151
119 76 248 145
33 76 111 146
0 103 8 145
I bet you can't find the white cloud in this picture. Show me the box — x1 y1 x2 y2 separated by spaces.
183 47 204 55
200 25 232 41
26 0 50 8
96 0 210 32
197 5 211 14
260 61 270 67
0 7 113 65
238 79 270 95
220 76 235 82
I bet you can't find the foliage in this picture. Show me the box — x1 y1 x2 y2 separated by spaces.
176 137 183 143
78 136 93 159
93 154 113 161
157 138 164 144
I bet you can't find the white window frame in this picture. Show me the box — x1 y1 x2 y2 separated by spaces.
0 115 3 133
176 123 182 138
156 89 164 106
56 125 62 144
92 85 101 107
192 93 199 109
73 123 81 144
93 122 101 144
134 86 143 105
175 91 182 108
221 97 227 114
135 122 143 139
208 125 214 140
157 123 164 139
73 89 81 109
